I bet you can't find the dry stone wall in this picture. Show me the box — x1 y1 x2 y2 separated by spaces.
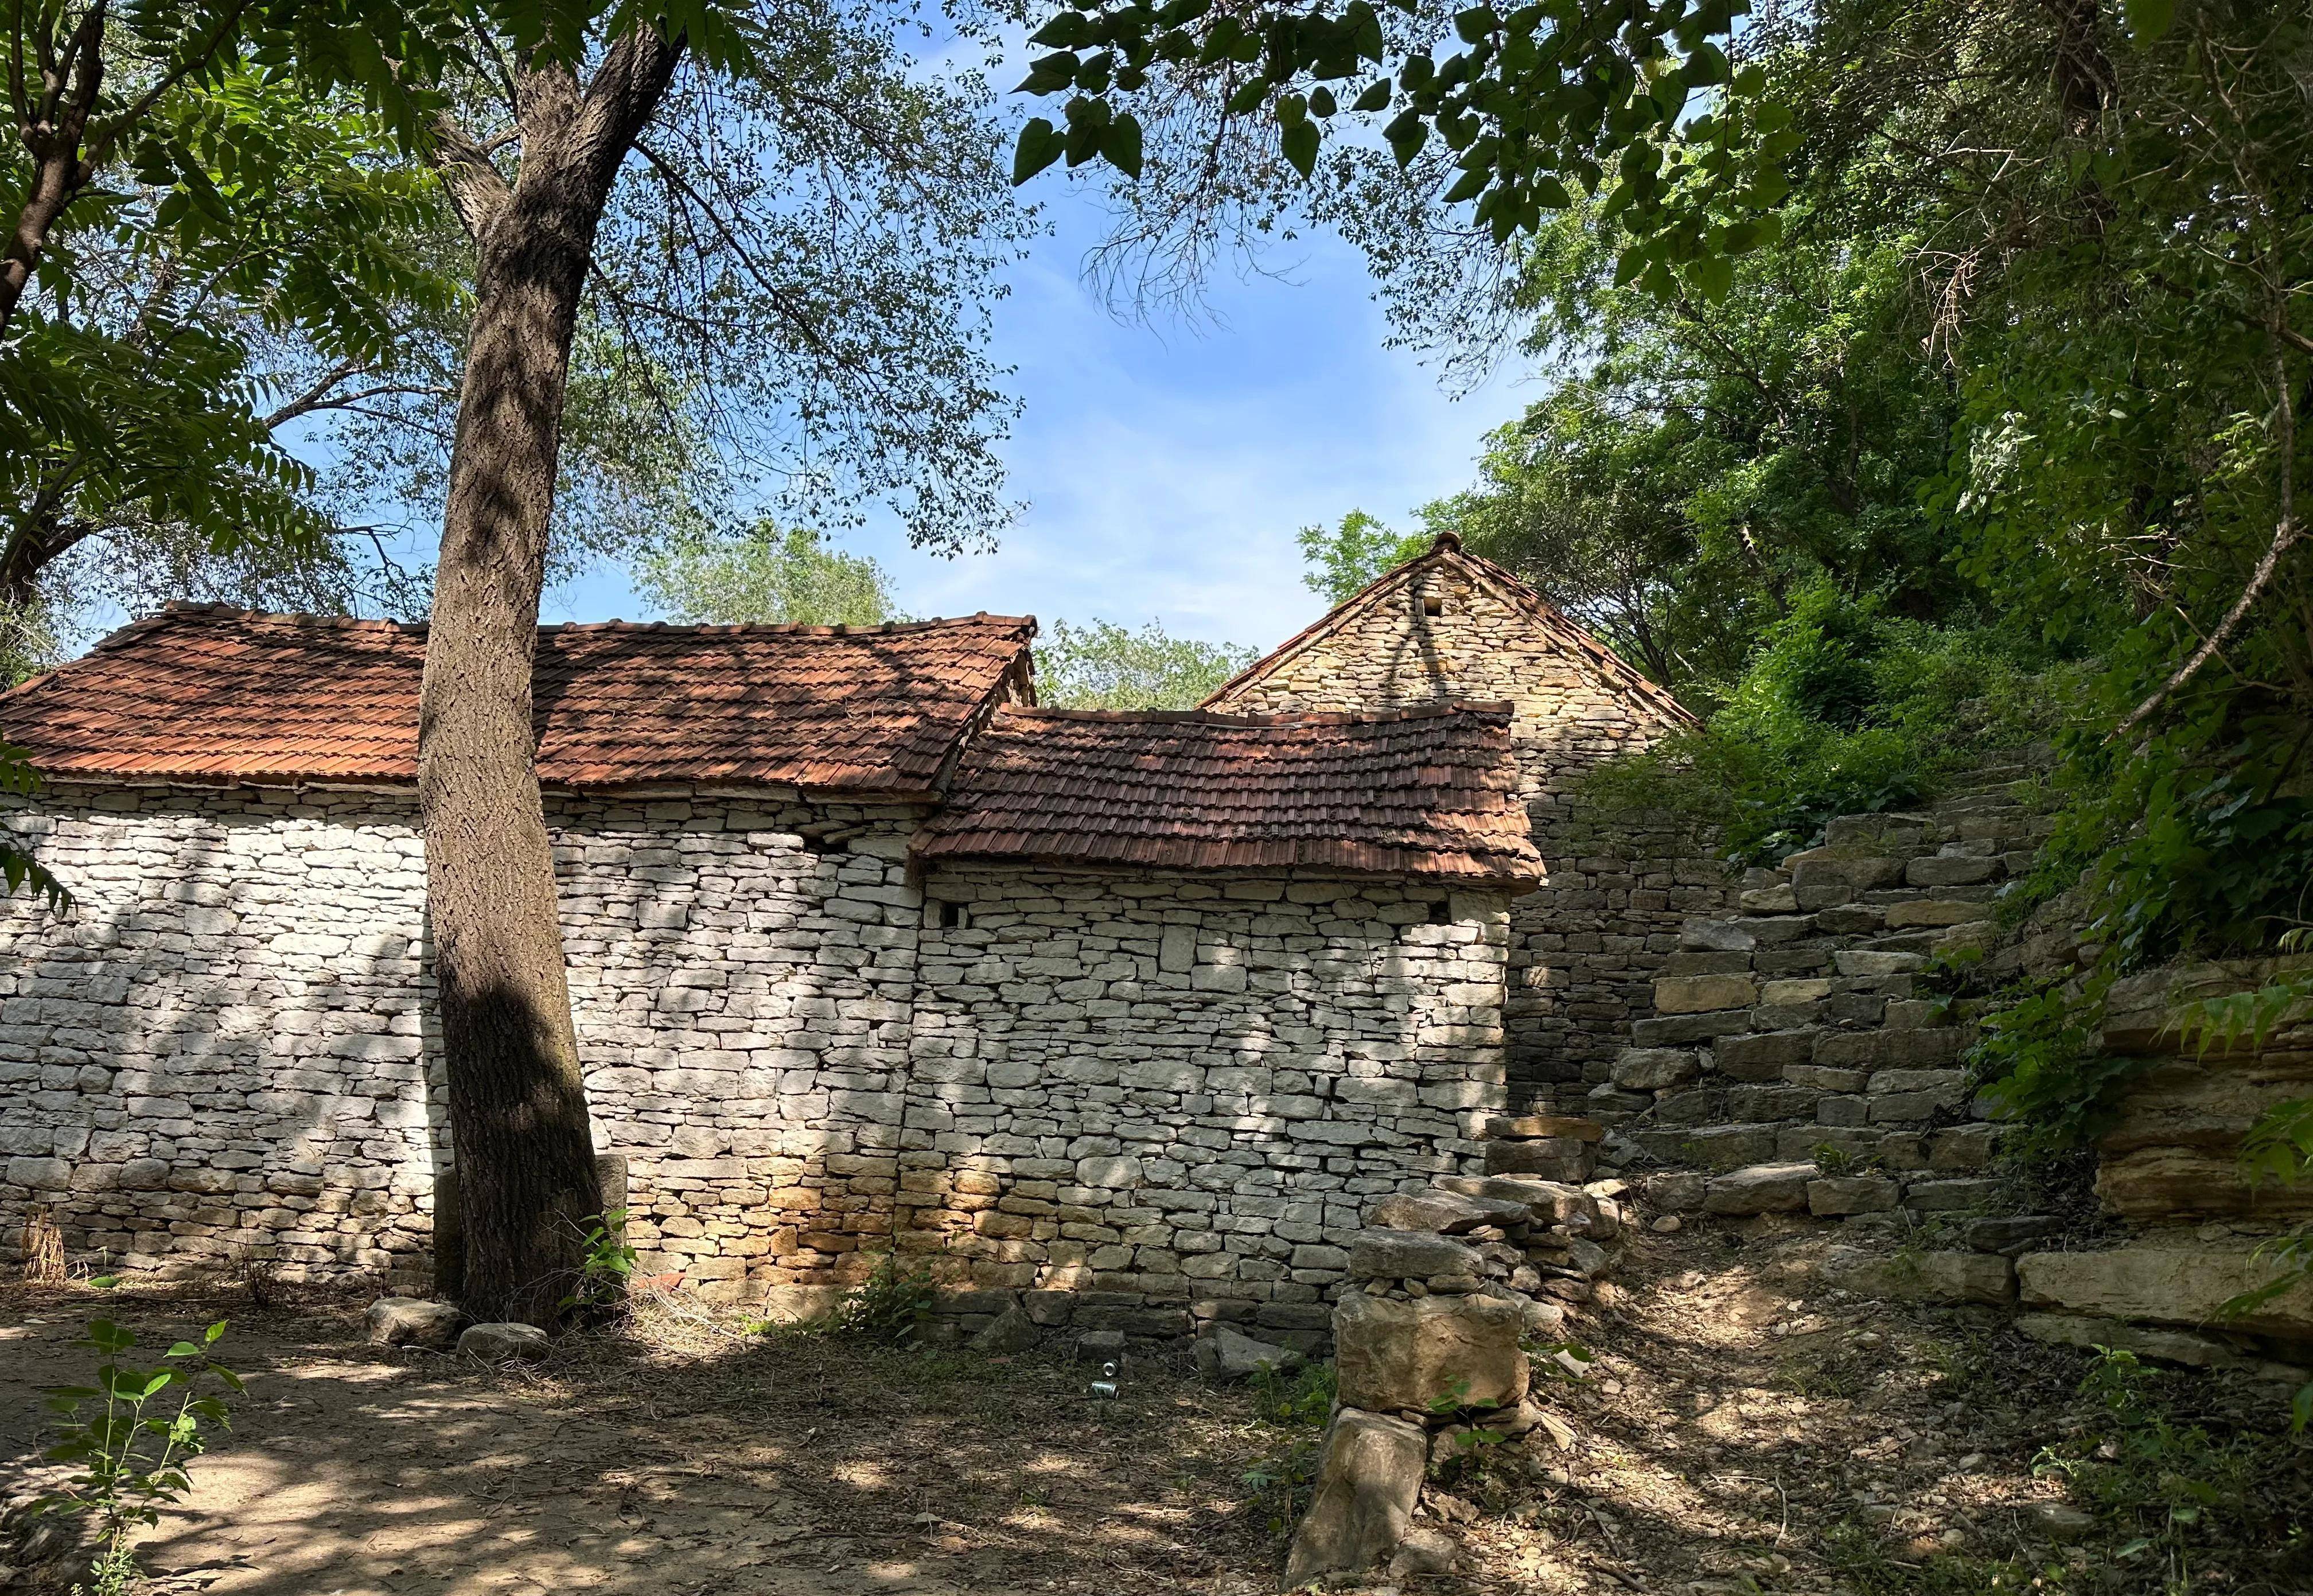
1571 764 2055 1241
1205 553 1731 1100
892 867 1513 1342
1595 762 2313 1373
1 787 1520 1330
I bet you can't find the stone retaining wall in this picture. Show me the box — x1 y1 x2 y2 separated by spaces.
1 786 1518 1326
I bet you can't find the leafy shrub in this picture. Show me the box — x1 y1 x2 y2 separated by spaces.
825 1254 940 1346
1583 586 2067 862
34 1319 240 1596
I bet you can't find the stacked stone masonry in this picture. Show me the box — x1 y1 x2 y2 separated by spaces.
1205 543 1734 1098
1 785 1518 1334
1570 762 2059 1229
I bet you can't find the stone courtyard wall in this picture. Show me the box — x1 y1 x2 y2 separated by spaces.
1 787 1513 1326
1205 552 1731 1099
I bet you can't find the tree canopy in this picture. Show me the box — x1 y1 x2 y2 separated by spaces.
634 521 900 626
1035 616 1257 709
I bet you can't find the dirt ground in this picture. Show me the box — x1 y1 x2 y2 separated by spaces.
5 1224 2310 1596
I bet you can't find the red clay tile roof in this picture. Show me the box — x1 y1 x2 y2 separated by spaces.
1201 532 1696 729
0 604 1035 796
912 702 1543 886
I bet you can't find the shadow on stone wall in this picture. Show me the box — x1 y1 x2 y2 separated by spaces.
0 793 438 1283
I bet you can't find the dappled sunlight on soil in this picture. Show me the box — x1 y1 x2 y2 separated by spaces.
7 1225 2310 1596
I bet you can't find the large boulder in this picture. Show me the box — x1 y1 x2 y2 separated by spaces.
367 1297 464 1350
1334 1292 1529 1412
1281 1409 1427 1586
1346 1228 1485 1282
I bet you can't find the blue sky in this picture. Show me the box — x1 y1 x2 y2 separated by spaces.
546 183 1536 659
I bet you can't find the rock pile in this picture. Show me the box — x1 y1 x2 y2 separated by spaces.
1283 1122 1624 1584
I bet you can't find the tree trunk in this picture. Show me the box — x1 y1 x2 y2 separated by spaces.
2 5 107 336
418 40 680 1326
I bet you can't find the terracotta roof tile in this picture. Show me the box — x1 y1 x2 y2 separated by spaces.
0 604 1034 796
912 702 1543 886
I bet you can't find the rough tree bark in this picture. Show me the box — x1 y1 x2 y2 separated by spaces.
420 32 682 1325
1 0 107 333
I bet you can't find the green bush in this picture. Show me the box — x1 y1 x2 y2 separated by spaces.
1583 585 2067 862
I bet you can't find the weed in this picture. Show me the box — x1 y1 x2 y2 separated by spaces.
561 1209 638 1315
1248 1360 1334 1427
1238 1360 1338 1541
2031 1347 2269 1578
822 1254 939 1346
1820 1521 2060 1595
32 1318 240 1596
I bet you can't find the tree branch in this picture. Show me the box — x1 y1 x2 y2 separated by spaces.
2116 345 2303 739
429 110 513 239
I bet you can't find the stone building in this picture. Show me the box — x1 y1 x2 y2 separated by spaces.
0 601 1555 1335
1205 533 1726 1096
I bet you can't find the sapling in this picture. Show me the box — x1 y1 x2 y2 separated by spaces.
34 1318 240 1596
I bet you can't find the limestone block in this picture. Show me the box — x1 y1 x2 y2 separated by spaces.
1435 1175 1595 1225
1612 1048 1699 1090
1907 855 2000 887
367 1297 463 1349
1194 1324 1302 1381
1806 1175 1898 1216
1348 1228 1485 1281
1703 1162 1814 1215
1281 1409 1428 1586
2017 1245 2313 1340
1654 975 1758 1015
1824 1245 2015 1305
1714 1030 1819 1081
1333 1292 1529 1411
457 1322 550 1361
1366 1190 1530 1235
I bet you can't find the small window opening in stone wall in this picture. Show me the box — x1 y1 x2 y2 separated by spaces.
1427 900 1452 924
931 899 971 930
1421 594 1445 616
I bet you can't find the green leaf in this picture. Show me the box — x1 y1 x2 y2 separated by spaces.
1276 91 1308 126
1384 110 1427 165
1352 77 1392 112
205 1320 228 1343
2124 0 2176 41
1442 165 1489 204
1029 11 1091 46
1453 6 1497 43
1280 119 1320 177
1226 76 1270 114
1103 114 1144 178
1011 119 1064 185
1687 252 1734 301
1682 40 1730 84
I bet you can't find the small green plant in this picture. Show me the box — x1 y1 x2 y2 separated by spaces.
1248 1359 1334 1426
2034 1346 2261 1568
560 1208 638 1314
33 1318 240 1596
825 1253 939 1345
